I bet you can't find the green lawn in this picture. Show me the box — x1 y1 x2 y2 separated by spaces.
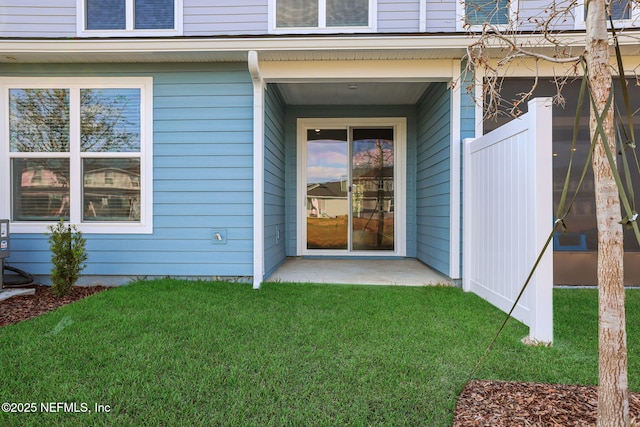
0 280 638 426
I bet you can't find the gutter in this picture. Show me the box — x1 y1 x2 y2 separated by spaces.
2 31 639 64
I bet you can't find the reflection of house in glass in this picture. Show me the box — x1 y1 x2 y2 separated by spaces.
353 166 394 218
17 166 69 219
83 168 140 221
307 181 347 218
306 166 393 219
306 163 394 251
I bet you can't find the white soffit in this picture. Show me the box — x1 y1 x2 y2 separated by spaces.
276 82 432 105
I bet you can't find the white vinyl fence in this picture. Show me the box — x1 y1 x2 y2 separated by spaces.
463 98 554 344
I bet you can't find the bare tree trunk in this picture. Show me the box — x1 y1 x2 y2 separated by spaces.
584 0 629 425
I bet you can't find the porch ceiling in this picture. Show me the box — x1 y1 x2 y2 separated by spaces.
276 81 432 105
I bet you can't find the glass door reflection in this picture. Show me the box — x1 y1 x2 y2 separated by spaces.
351 128 394 251
306 129 349 249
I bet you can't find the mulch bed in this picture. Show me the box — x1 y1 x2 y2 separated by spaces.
0 284 109 327
455 380 640 426
2 285 639 425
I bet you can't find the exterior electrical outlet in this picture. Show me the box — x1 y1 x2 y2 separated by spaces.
212 229 227 245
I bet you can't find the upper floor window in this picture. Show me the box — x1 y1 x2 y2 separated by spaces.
270 0 376 33
77 0 183 37
457 0 518 31
1 77 154 234
575 0 638 29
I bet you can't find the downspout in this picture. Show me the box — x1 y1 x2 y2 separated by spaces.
249 50 265 289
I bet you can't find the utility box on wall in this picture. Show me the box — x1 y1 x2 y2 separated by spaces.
1 220 8 289
0 220 8 259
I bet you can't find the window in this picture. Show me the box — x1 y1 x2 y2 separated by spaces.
482 77 640 256
457 0 517 30
271 0 375 33
78 0 183 37
1 78 153 234
575 0 638 29
481 76 640 285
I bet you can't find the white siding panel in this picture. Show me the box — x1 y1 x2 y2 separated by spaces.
424 0 457 32
516 0 575 31
377 0 420 32
0 0 579 38
0 0 76 37
183 0 268 35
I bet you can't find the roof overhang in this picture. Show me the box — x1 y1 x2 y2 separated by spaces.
0 34 472 64
2 31 639 65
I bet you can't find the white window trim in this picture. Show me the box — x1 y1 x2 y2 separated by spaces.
0 77 154 234
574 0 640 30
76 0 183 38
456 0 519 32
296 117 406 257
269 0 377 34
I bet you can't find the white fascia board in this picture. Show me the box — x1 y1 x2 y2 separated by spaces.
259 59 458 81
0 35 472 57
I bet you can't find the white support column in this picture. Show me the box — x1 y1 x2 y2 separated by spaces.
449 59 461 279
462 137 474 292
249 50 265 290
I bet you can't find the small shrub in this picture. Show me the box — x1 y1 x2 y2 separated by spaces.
47 220 88 297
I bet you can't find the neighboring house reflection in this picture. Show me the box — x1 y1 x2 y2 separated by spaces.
17 167 140 220
83 168 140 220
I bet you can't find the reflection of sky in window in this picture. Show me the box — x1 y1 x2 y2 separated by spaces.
81 88 140 152
307 139 347 184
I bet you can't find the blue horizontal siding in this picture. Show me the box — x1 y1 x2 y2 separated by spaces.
154 140 252 154
2 62 255 280
416 83 451 276
155 179 252 192
263 84 287 278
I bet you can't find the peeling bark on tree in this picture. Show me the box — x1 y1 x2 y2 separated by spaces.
584 0 630 425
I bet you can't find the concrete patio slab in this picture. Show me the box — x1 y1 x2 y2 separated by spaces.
266 258 454 286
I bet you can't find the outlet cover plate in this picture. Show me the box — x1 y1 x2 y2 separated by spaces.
212 229 227 244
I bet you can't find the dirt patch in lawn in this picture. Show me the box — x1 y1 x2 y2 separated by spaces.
0 285 109 327
455 380 640 426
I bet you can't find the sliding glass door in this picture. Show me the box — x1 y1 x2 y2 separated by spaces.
351 128 394 251
299 119 403 254
305 129 349 249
